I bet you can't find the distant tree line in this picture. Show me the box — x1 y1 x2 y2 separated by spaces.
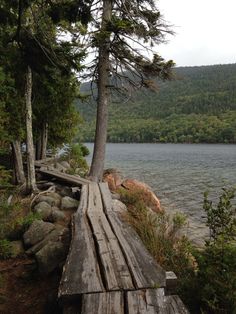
77 63 236 143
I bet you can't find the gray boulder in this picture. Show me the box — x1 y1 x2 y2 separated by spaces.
23 220 55 248
11 240 25 257
35 196 56 206
59 161 70 169
33 201 52 220
36 241 69 274
50 208 66 222
35 192 61 207
61 196 79 210
56 185 73 198
112 199 127 213
111 192 121 200
55 162 67 172
26 225 69 255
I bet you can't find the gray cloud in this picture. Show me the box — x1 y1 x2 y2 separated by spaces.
157 0 236 66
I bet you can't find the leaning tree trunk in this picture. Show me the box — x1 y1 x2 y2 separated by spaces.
11 140 25 185
25 66 37 192
89 0 112 182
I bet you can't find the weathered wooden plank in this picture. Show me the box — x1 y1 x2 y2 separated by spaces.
38 168 90 186
99 182 113 213
127 289 166 314
165 295 189 314
34 158 54 168
59 185 104 300
51 169 90 184
88 183 104 212
165 271 178 293
127 289 189 314
87 183 134 291
81 292 124 314
107 211 166 289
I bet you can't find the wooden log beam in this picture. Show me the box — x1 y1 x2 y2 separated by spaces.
108 211 166 289
87 183 134 291
99 182 113 213
38 168 90 186
59 185 104 301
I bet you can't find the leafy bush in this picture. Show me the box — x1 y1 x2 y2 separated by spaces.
60 143 89 176
196 188 236 313
0 239 12 259
180 188 236 313
0 166 11 186
0 193 37 240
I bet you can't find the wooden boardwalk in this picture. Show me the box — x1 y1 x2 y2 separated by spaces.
58 182 189 314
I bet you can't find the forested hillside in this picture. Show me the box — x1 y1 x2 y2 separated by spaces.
77 63 236 143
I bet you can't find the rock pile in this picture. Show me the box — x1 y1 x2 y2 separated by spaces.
18 184 80 274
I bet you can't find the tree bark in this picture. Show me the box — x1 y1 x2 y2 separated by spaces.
11 140 25 185
35 122 48 160
25 66 37 192
41 122 48 160
89 0 112 182
35 137 42 160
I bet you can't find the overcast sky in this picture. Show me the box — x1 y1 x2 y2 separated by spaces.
157 0 236 67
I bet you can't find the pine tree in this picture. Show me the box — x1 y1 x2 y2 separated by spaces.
76 0 174 181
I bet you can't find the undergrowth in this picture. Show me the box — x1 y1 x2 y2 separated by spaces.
0 166 12 186
119 188 196 276
0 239 12 259
119 187 236 314
0 192 41 258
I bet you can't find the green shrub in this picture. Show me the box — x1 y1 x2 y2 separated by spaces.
181 188 236 313
197 188 236 313
0 239 12 259
15 212 42 233
60 143 89 176
80 144 90 157
0 166 12 186
0 193 36 240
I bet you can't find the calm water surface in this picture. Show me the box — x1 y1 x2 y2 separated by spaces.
86 143 236 245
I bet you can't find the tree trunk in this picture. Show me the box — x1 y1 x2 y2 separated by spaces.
35 122 48 160
11 140 25 185
25 66 37 192
41 122 48 160
35 137 42 160
89 0 112 182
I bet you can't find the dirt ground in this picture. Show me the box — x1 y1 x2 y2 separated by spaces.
0 257 62 314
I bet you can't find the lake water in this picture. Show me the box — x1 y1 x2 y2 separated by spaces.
85 143 236 246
